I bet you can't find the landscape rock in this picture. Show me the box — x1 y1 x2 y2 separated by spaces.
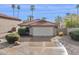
14 41 20 46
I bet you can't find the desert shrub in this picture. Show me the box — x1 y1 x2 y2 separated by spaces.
5 32 20 44
69 30 79 41
18 27 29 36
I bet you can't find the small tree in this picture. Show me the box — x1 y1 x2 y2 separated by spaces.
76 5 79 25
55 16 62 28
64 14 79 28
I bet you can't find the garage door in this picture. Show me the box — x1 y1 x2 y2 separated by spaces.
32 27 54 36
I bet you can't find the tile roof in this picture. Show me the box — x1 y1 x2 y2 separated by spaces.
0 13 21 21
18 20 37 26
19 20 57 27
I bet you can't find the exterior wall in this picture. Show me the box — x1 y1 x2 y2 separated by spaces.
31 27 55 36
29 27 33 35
53 27 57 36
0 18 21 33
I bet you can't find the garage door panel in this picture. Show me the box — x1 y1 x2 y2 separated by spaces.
32 27 54 36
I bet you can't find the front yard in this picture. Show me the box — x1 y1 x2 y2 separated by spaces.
1 27 78 55
1 31 79 55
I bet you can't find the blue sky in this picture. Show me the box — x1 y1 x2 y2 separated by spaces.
0 4 77 21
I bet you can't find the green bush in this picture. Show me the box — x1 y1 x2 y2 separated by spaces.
69 30 79 41
5 32 20 44
18 27 29 36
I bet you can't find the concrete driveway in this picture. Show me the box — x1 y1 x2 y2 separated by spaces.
0 36 68 55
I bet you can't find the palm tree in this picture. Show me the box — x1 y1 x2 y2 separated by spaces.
76 5 79 26
11 4 15 16
30 5 35 19
55 16 62 25
55 16 62 29
17 5 20 17
55 16 62 35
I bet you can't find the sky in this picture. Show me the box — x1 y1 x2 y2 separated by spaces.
0 4 77 21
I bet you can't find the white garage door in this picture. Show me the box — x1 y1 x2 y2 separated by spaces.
32 27 54 36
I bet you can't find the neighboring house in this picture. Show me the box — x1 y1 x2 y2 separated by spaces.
18 20 57 36
0 13 21 34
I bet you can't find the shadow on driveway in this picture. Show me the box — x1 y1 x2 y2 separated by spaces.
0 42 14 49
20 36 52 42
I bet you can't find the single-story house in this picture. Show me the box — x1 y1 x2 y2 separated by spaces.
0 13 22 34
18 20 57 36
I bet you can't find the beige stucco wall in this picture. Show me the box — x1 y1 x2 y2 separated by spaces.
31 27 56 36
29 27 33 35
0 18 21 33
